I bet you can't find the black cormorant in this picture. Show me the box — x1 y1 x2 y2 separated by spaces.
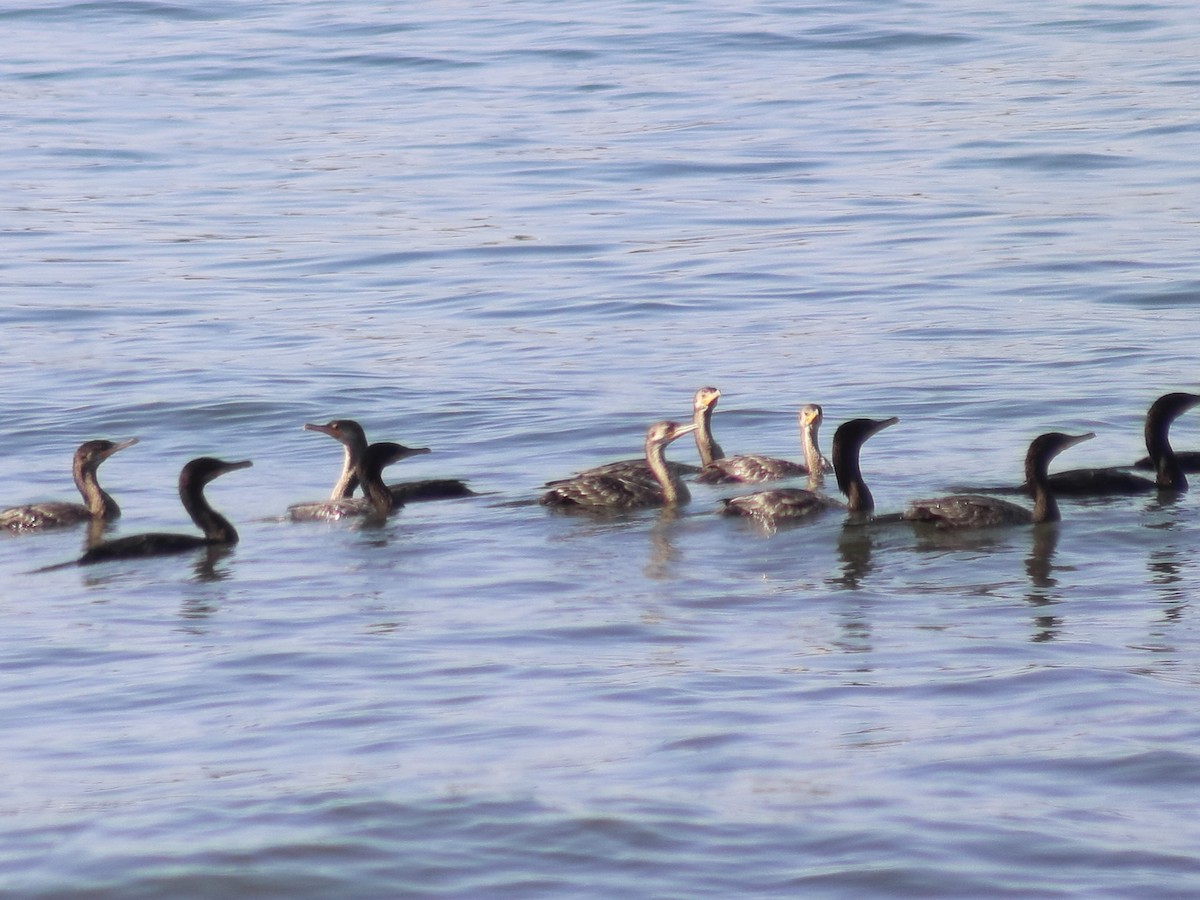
76 457 251 564
903 432 1094 529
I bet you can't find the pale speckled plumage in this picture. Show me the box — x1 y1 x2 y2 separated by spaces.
542 420 699 511
698 403 830 485
547 387 720 485
1 438 138 533
720 417 898 525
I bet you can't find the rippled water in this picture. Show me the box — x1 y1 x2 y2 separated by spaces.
3 1 1200 896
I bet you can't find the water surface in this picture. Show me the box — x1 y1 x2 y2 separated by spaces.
3 1 1200 896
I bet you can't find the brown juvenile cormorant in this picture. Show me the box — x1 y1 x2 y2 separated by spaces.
903 432 1094 529
720 417 897 524
698 403 830 484
541 420 699 511
288 441 424 522
303 418 474 503
1 438 138 533
76 457 251 564
545 387 719 485
959 393 1199 496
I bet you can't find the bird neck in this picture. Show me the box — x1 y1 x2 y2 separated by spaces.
73 459 118 520
694 405 723 466
1145 417 1186 490
801 423 825 482
361 468 396 516
646 438 689 505
1026 455 1060 524
833 443 872 513
180 480 238 543
330 436 368 500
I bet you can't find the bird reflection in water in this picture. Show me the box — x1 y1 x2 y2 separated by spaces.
643 507 682 581
830 522 876 590
1024 525 1061 643
1143 493 1190 624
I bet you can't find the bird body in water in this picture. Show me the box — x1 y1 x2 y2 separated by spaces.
541 420 699 511
903 432 1094 529
698 403 830 484
1125 392 1200 488
289 442 423 522
546 387 720 485
720 417 898 525
957 393 1199 497
1134 450 1200 474
1 438 138 533
302 418 474 504
76 457 251 564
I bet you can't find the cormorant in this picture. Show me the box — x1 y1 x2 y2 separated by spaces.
303 418 474 503
958 393 1199 496
903 432 1094 529
289 441 425 521
76 457 251 564
545 387 719 485
698 403 830 484
720 417 897 525
1 438 138 533
541 420 699 511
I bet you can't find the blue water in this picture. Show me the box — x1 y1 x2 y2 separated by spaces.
3 1 1200 896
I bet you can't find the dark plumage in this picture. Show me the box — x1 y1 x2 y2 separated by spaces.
720 416 898 525
1 438 138 533
698 402 830 484
1133 450 1200 474
541 420 699 511
76 457 251 564
957 393 1199 496
904 432 1094 529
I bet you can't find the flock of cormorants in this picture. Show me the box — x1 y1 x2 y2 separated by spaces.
2 389 1197 569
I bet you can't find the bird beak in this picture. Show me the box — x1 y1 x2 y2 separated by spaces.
107 437 140 456
1068 432 1096 448
303 422 337 437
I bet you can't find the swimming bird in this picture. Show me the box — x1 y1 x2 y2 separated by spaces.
1 438 138 533
720 417 897 525
1125 392 1200 486
545 387 720 485
289 441 424 522
698 402 830 484
1133 451 1200 474
75 457 251 564
541 420 699 511
903 432 1094 529
957 393 1199 496
303 418 474 503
